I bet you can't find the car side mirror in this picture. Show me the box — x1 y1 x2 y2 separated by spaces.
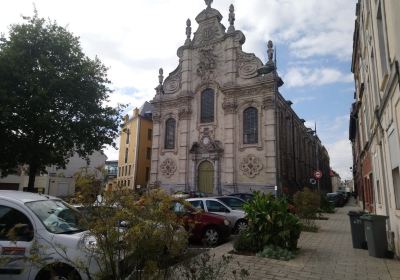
224 208 230 213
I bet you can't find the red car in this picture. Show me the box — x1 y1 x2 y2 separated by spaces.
172 202 231 246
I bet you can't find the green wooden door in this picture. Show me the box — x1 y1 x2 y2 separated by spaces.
198 161 214 193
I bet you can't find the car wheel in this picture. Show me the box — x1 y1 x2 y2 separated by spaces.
203 227 220 247
235 219 248 233
36 265 81 280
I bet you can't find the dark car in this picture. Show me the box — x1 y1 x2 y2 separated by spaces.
327 192 346 207
172 202 231 246
229 193 254 202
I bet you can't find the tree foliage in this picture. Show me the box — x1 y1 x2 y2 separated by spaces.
0 11 124 191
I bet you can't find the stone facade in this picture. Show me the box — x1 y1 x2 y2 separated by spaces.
150 1 331 196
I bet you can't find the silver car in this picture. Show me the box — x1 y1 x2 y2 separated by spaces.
186 197 247 233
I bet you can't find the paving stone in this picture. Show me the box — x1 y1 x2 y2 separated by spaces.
211 200 399 280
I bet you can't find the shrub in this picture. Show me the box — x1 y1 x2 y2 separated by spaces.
256 245 296 261
233 229 258 253
242 192 301 252
320 194 335 213
293 188 320 231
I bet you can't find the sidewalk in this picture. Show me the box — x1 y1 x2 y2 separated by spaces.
212 202 400 280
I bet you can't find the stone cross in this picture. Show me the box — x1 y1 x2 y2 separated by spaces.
205 0 213 8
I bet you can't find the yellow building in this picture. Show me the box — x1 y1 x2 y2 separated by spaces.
117 102 153 190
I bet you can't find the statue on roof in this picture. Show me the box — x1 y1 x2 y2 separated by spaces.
205 0 213 8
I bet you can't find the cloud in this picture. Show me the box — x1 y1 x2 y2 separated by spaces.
292 96 316 105
325 139 352 179
234 0 357 60
284 67 353 88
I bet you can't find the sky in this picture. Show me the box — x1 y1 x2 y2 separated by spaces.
0 0 357 179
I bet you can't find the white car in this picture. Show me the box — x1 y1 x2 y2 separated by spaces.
186 197 247 233
0 190 98 280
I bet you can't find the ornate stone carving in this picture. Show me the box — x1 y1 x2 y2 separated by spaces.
163 64 182 94
240 154 263 178
197 47 217 82
160 158 177 177
152 112 161 123
178 106 192 120
155 68 164 95
237 52 263 79
222 99 238 114
228 4 235 33
185 19 192 45
262 96 274 109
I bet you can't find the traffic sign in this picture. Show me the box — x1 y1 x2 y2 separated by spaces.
314 170 322 179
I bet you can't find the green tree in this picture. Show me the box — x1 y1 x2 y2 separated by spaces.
0 11 124 192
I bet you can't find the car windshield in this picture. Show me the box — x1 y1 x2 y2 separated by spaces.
26 199 86 234
217 197 244 210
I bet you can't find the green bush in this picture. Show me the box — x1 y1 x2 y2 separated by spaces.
233 229 258 253
242 192 301 252
256 245 296 261
320 194 335 213
293 188 320 231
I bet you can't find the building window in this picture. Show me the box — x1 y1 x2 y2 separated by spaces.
125 166 127 176
128 165 131 175
145 167 150 183
200 89 214 123
146 148 151 160
124 148 128 163
126 129 130 144
118 167 121 177
148 129 152 141
243 107 258 144
127 180 130 187
165 118 176 149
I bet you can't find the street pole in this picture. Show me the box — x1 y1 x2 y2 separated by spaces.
315 122 320 192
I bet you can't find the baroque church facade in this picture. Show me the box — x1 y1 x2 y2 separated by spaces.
150 1 332 195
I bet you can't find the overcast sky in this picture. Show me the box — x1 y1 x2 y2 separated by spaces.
0 0 357 179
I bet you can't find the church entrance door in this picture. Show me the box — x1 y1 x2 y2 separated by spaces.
198 161 214 193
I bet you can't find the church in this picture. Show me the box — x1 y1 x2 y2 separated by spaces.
150 0 332 195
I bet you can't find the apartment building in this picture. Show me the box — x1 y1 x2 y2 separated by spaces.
350 0 400 256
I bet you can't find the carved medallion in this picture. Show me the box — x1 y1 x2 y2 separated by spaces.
163 64 182 94
240 154 263 178
237 52 263 79
160 158 177 178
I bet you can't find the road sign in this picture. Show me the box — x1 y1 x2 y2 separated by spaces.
314 170 322 179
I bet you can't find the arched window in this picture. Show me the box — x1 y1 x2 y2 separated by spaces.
243 107 258 144
165 118 176 149
200 89 214 123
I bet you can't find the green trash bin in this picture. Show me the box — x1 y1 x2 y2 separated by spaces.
347 211 367 249
360 214 388 258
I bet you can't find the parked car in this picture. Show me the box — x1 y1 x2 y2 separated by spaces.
171 202 230 246
186 198 247 233
215 196 246 210
327 192 346 207
0 190 98 280
228 192 254 202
